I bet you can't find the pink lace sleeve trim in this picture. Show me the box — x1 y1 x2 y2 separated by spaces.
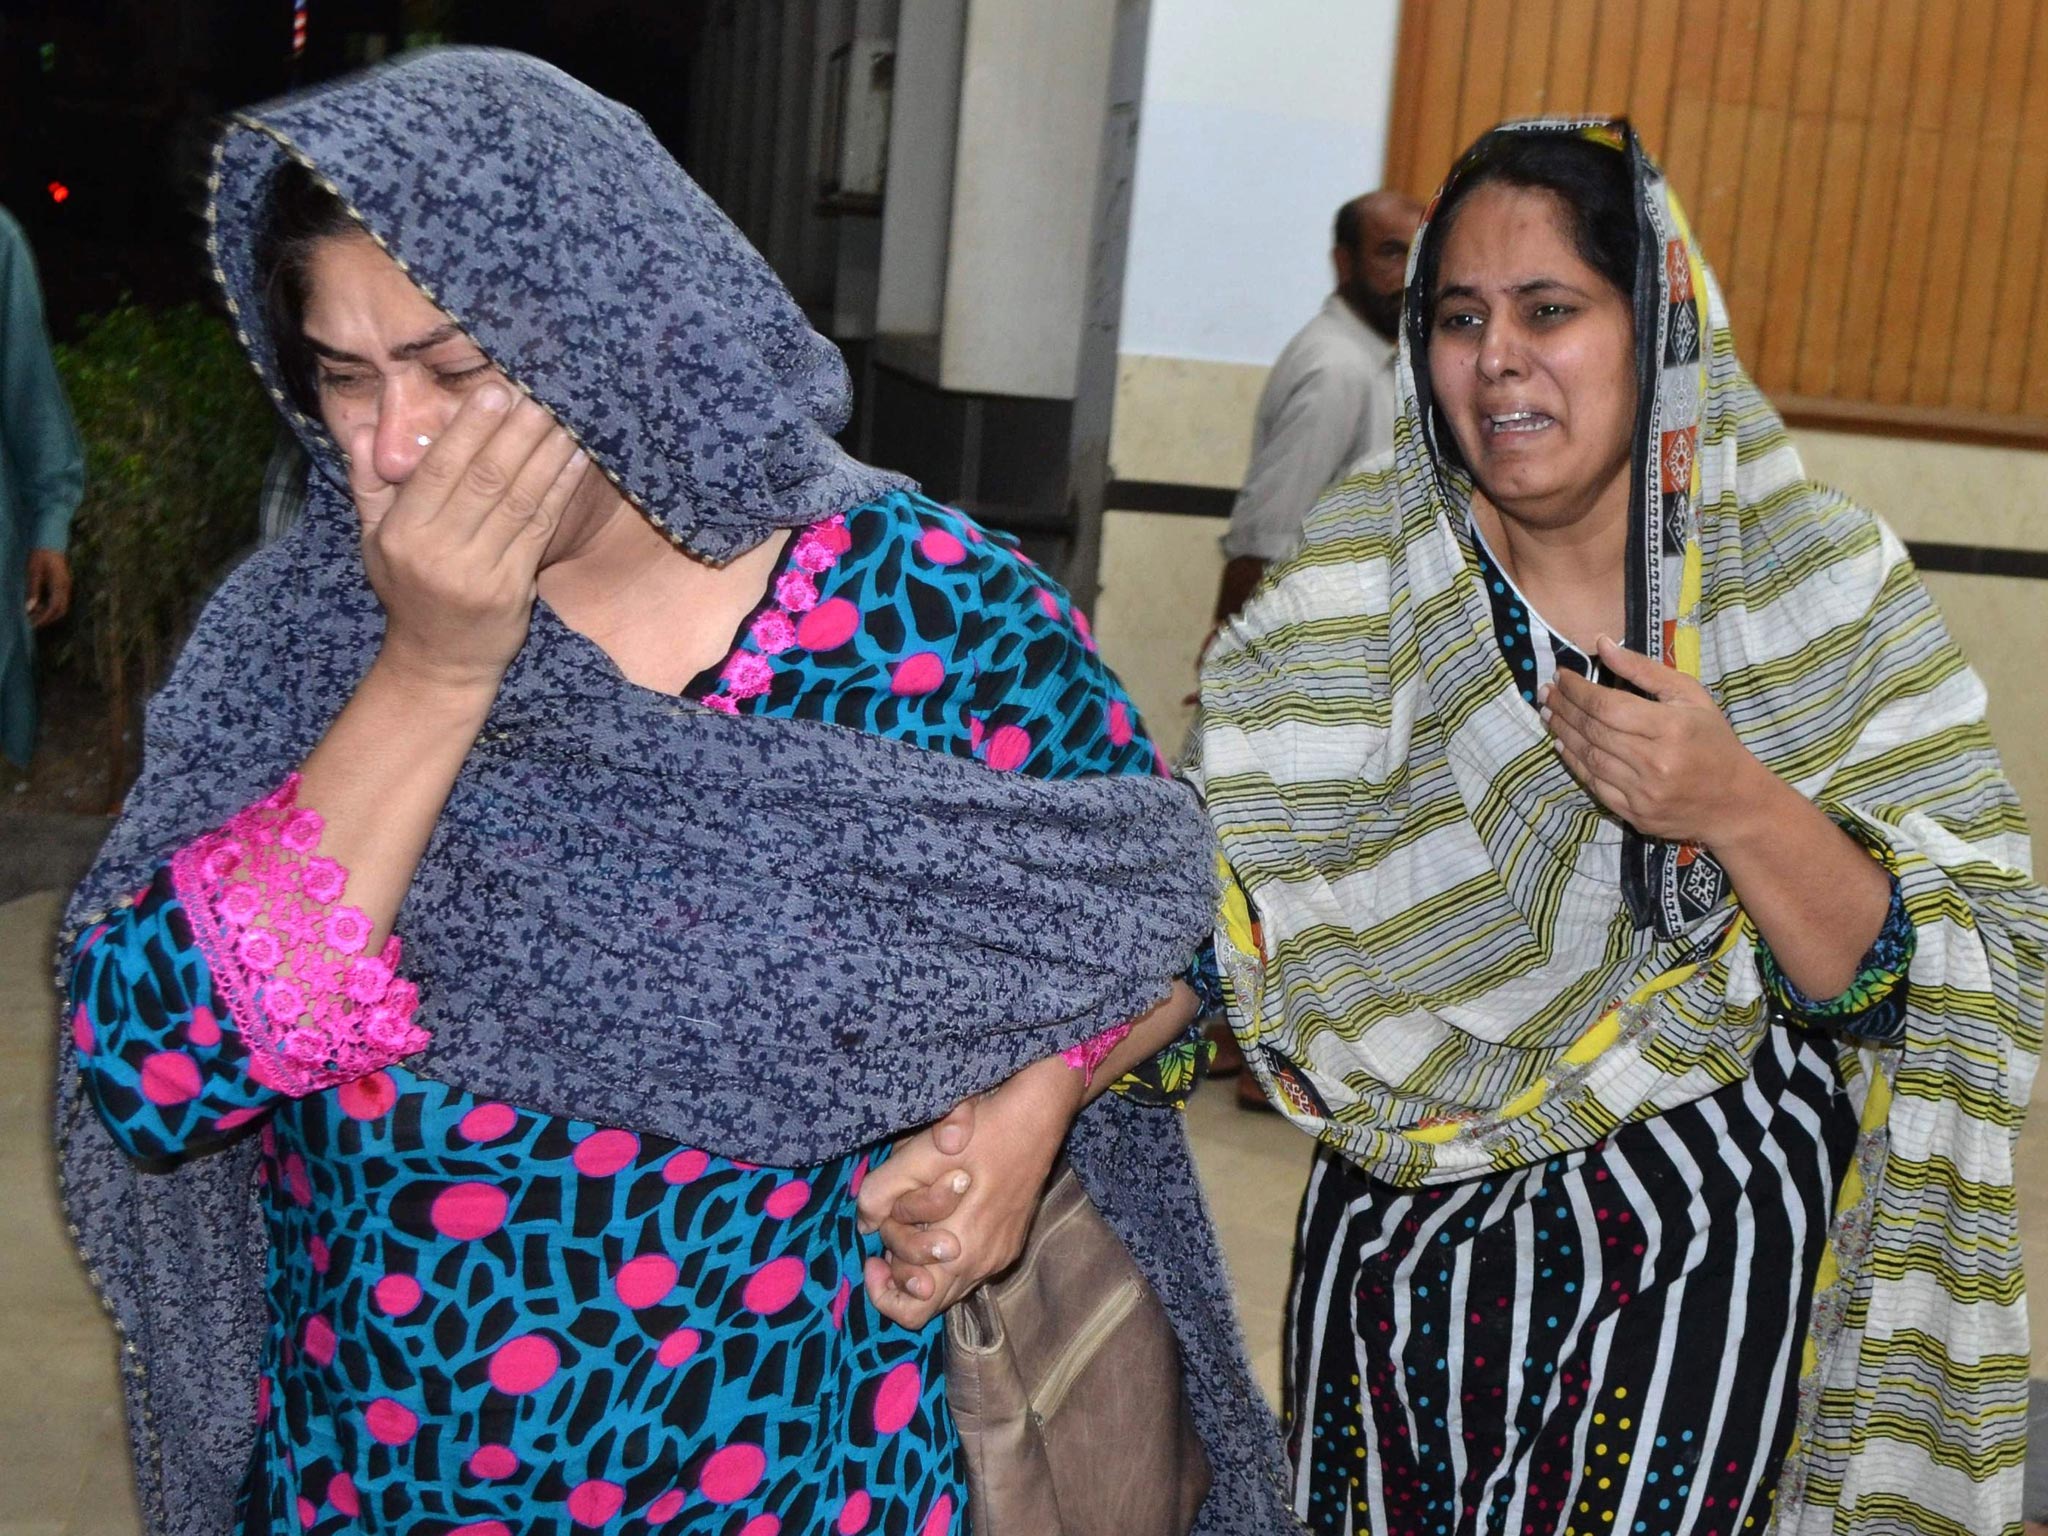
1061 1021 1134 1085
168 774 427 1097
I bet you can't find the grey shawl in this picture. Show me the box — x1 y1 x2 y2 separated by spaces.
55 47 1289 1536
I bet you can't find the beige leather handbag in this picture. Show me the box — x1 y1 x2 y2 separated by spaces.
944 1160 1212 1536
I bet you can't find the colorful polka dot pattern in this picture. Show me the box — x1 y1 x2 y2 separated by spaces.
687 489 1162 780
82 923 962 1536
1287 1024 1858 1536
1470 523 1593 706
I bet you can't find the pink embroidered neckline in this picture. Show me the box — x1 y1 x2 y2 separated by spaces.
703 515 853 715
169 775 426 1097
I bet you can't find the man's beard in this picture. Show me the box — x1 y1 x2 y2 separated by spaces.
1345 281 1403 343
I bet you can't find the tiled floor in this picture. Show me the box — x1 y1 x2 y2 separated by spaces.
1 893 138 1536
3 882 2044 1531
1182 1069 1312 1405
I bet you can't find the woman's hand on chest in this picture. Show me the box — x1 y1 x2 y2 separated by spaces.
1539 636 1764 845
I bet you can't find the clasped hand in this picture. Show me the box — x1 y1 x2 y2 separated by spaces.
1540 636 1764 846
854 1055 1084 1330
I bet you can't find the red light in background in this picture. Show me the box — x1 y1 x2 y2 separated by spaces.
47 181 68 204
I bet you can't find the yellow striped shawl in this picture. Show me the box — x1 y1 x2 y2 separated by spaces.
1190 120 2046 1532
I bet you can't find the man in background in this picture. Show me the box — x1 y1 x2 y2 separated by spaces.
1204 188 1421 1102
1210 188 1423 626
0 203 83 767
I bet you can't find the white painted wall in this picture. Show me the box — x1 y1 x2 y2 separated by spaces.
937 0 1119 397
874 0 966 341
1119 0 1404 365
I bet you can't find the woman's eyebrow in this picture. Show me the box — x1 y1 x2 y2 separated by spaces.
304 321 468 364
1433 277 1595 306
1508 277 1594 299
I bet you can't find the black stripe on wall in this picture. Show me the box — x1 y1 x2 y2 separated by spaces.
1104 479 1236 518
1907 542 2048 579
1103 479 2048 582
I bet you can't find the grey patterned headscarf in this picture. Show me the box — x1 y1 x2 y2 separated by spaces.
56 48 1287 1536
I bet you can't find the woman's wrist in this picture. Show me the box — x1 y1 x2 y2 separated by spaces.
289 645 504 945
1701 751 1801 866
1014 1052 1089 1122
1067 980 1202 1106
1701 758 1892 998
364 644 505 722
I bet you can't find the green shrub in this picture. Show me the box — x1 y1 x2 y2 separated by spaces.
53 303 274 794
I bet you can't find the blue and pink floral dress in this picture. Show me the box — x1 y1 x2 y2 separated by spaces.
69 489 1201 1536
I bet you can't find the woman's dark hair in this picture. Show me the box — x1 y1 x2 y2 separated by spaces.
254 159 362 417
1410 129 1644 477
1414 131 1641 314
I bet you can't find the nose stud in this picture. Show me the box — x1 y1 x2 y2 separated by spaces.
415 434 433 448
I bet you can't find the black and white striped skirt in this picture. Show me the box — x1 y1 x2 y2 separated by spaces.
1285 1022 1857 1536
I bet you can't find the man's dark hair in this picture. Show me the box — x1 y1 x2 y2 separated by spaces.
1333 196 1364 253
255 159 363 417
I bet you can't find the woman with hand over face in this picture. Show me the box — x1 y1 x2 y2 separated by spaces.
57 50 1287 1536
1193 121 2045 1534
